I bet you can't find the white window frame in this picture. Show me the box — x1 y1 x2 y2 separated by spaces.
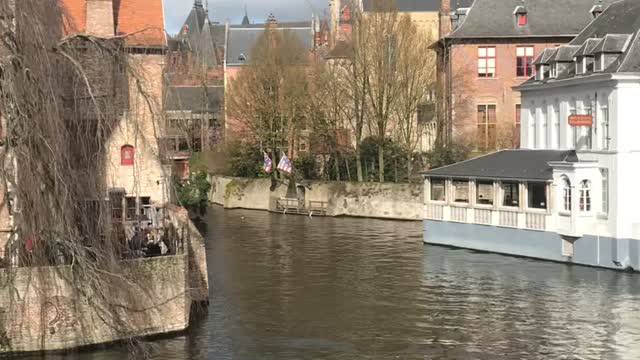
562 177 572 214
579 179 592 213
600 169 609 216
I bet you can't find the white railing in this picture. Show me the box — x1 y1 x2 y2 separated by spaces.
450 206 467 223
426 204 444 220
526 213 546 230
498 210 518 228
474 208 492 225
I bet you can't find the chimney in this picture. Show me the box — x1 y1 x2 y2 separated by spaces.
86 0 115 38
439 0 451 39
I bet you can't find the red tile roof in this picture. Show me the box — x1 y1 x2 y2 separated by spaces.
58 0 166 47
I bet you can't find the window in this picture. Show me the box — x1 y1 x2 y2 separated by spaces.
517 13 527 26
121 145 134 166
477 105 497 151
601 105 609 150
502 182 519 207
553 102 560 149
516 46 534 77
527 182 547 209
453 180 469 203
562 177 572 212
478 47 496 78
579 180 592 212
476 181 494 206
514 104 521 147
430 179 446 202
601 169 608 214
126 196 137 220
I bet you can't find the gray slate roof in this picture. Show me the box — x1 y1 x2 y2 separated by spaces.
424 150 577 180
226 25 314 66
363 0 473 12
446 0 616 39
533 48 558 65
518 0 640 89
551 45 581 62
165 86 224 113
590 34 632 54
573 38 601 57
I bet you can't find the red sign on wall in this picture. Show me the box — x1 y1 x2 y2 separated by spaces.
568 114 593 127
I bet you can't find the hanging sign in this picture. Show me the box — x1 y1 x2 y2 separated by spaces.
568 114 593 126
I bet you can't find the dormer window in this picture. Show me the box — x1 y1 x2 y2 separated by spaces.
575 56 587 74
517 13 527 26
535 65 545 81
514 5 528 26
595 54 603 72
590 4 603 18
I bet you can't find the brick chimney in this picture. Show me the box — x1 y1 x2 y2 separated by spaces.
86 0 115 38
439 0 451 39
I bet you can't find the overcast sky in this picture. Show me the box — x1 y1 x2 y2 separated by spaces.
163 0 329 34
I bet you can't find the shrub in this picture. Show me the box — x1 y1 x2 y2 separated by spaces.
293 153 319 180
227 141 265 178
426 141 471 169
175 171 211 212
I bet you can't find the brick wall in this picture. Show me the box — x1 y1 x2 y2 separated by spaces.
0 255 190 353
448 38 569 150
85 0 114 38
105 53 168 204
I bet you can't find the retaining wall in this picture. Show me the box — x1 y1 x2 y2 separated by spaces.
0 255 190 353
209 176 422 221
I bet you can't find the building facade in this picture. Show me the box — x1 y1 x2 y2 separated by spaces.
436 0 612 152
422 0 640 271
59 0 169 219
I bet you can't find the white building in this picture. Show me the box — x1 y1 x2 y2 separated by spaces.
422 0 640 271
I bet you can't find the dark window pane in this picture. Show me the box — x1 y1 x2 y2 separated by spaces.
528 182 547 209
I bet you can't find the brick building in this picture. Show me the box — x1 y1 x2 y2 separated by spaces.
59 0 169 219
435 0 614 152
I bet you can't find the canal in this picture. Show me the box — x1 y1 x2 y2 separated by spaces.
37 206 640 359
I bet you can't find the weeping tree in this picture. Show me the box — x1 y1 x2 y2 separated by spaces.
226 26 312 177
0 0 170 353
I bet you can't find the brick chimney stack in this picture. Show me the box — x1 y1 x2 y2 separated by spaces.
439 0 451 39
86 0 115 38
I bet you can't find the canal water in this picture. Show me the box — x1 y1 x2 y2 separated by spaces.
37 206 640 359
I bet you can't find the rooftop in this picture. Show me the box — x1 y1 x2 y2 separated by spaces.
445 0 615 40
58 0 166 47
424 150 578 181
363 0 473 12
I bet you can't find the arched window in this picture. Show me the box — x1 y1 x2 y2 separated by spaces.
579 180 591 212
121 145 134 166
562 177 572 212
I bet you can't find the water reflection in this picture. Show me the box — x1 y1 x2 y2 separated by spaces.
28 206 640 359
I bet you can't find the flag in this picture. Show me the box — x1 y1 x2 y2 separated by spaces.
277 154 292 174
263 152 272 173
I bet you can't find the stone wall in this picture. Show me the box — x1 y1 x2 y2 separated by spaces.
209 176 422 221
0 255 190 353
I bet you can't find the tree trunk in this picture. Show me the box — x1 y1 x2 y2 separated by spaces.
334 151 341 181
378 145 384 182
356 149 363 182
345 156 351 181
407 152 413 183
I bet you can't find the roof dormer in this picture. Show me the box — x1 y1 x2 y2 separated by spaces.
590 1 604 18
573 38 600 75
591 34 632 72
549 45 580 78
514 2 528 26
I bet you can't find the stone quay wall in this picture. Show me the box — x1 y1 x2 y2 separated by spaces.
0 255 190 354
209 176 423 221
0 206 209 354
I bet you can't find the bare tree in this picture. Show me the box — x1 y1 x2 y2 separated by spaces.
226 28 311 175
393 17 437 179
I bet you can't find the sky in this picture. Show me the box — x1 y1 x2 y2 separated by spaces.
163 0 328 34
